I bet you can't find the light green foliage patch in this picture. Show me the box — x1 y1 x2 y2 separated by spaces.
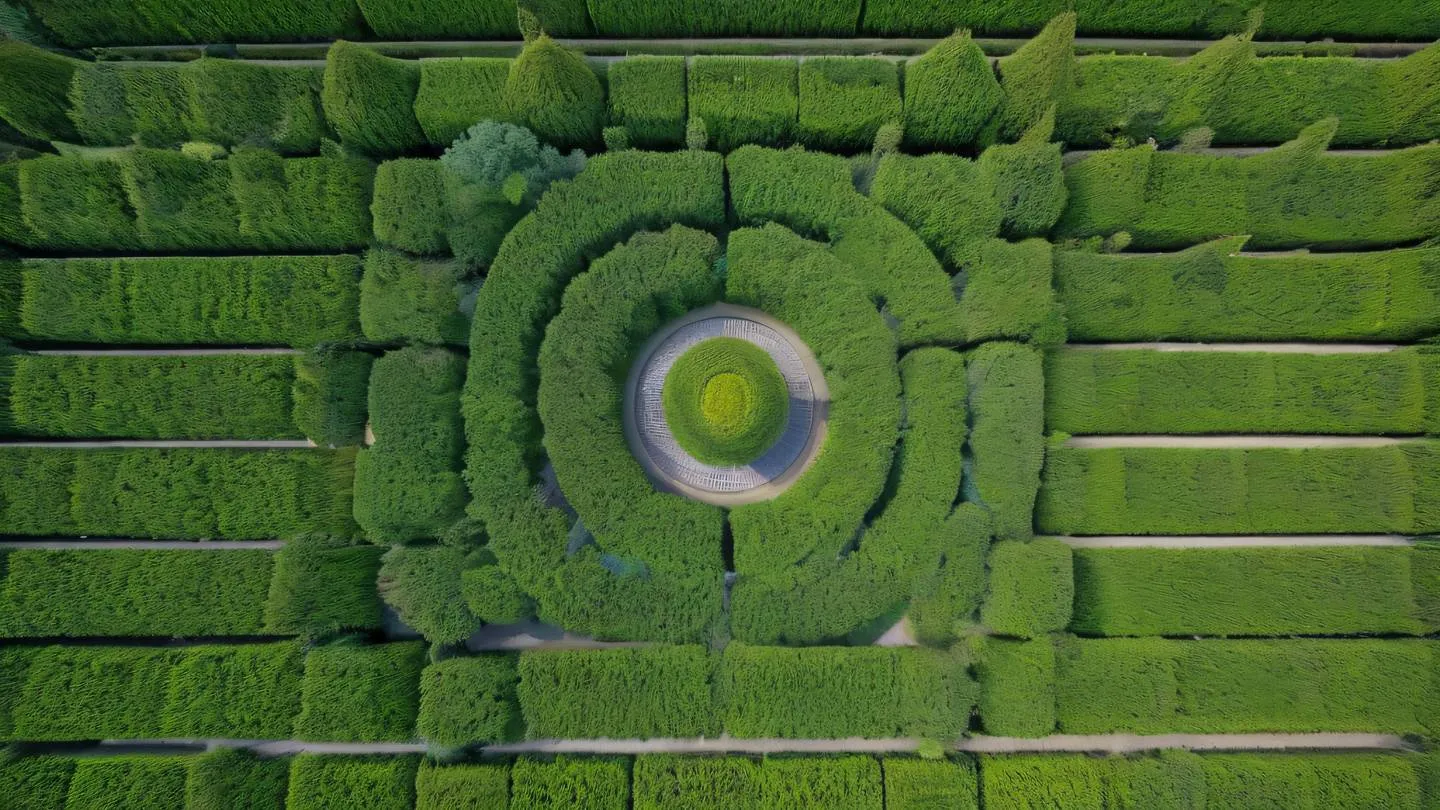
662 337 790 466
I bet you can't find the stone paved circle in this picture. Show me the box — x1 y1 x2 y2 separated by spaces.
624 304 828 506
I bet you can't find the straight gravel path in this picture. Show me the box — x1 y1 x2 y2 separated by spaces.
1065 342 1402 354
1062 435 1426 449
1052 535 1415 548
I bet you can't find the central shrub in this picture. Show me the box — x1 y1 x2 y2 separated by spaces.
662 337 789 466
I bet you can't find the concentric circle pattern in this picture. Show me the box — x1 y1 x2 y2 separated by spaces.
662 337 790 466
626 304 828 504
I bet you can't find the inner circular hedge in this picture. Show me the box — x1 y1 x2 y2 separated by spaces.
662 337 790 466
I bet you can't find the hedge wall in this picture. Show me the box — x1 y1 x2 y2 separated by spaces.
511 755 630 810
606 56 686 148
1038 444 1440 535
416 761 510 809
371 159 450 255
358 0 515 38
1 354 302 440
287 755 419 810
588 0 857 36
1054 638 1438 734
7 255 362 347
12 150 372 253
414 57 511 146
292 347 374 449
717 643 972 739
796 57 901 153
903 32 999 150
10 642 303 740
0 447 357 539
885 757 979 810
354 347 468 542
416 654 520 747
0 549 273 638
517 646 719 739
378 543 486 644
688 57 797 152
964 343 1045 539
186 748 290 810
981 540 1073 638
1056 121 1440 250
633 755 883 809
264 536 386 637
27 0 364 46
1046 348 1440 435
0 41 80 142
296 640 425 742
1053 241 1440 343
66 756 192 809
323 41 426 156
973 637 1057 737
0 755 76 810
360 250 475 347
504 36 604 150
1071 546 1437 637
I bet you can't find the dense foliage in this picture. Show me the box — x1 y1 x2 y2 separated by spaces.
296 640 426 742
517 646 720 739
661 337 790 466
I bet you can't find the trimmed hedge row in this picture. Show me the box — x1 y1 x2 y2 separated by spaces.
512 755 630 809
589 0 858 36
980 751 1427 810
1054 240 1440 342
416 653 520 747
0 354 301 439
6 642 303 740
187 749 290 810
1056 120 1440 250
66 756 193 809
728 146 964 346
1038 443 1440 535
360 249 475 346
1055 637 1439 734
414 57 511 145
461 149 726 641
980 540 1073 638
517 646 719 739
635 755 882 809
5 255 363 347
288 754 419 810
606 56 686 148
0 447 357 539
68 60 326 152
354 347 468 542
0 549 273 638
1071 545 1440 637
0 42 80 142
378 543 487 644
296 640 425 742
26 0 364 46
972 637 1057 737
964 343 1045 539
1046 348 1440 435
263 536 387 637
8 150 372 253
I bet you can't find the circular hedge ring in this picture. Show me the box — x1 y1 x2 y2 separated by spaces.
662 337 791 466
625 303 828 506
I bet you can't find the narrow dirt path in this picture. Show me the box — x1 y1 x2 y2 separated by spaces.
1064 342 1402 354
0 540 283 550
1052 535 1415 548
0 439 316 449
1062 435 1425 449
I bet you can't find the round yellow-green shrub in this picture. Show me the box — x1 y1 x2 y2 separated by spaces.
661 337 789 466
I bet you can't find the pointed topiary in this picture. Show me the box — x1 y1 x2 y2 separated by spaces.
502 35 603 150
321 40 426 157
0 41 80 142
903 30 1000 150
978 107 1067 238
984 13 1075 145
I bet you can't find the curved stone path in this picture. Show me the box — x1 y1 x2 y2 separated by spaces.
623 304 828 506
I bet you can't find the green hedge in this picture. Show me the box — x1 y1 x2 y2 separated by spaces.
28 0 364 46
68 62 187 147
378 543 485 644
727 146 963 345
0 755 76 810
984 14 1075 145
870 153 1003 270
511 755 630 810
360 249 473 346
0 41 80 142
1072 546 1436 637
796 57 901 153
1054 241 1440 342
416 761 510 809
981 540 1073 638
606 56 686 148
287 755 419 810
14 150 372 253
461 149 726 642
1054 638 1438 734
504 36 604 150
717 643 973 739
186 748 290 810
1038 443 1440 535
8 255 362 346
323 41 426 156
885 757 979 810
633 755 882 809
1056 121 1440 250
264 536 386 637
903 32 999 150
517 646 719 739
0 447 357 539
1058 43 1440 148
417 654 520 747
66 756 192 809
359 0 514 38
292 347 373 448
0 549 272 638
1 354 301 439
965 343 1045 539
588 0 857 35
1047 348 1440 435
296 640 425 742
414 57 512 146
354 347 468 542
972 637 1057 738
371 159 450 254
689 57 797 152
11 642 303 740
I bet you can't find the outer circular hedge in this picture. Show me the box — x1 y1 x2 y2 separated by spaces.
662 337 790 466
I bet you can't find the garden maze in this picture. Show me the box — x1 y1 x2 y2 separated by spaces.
0 2 1438 808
